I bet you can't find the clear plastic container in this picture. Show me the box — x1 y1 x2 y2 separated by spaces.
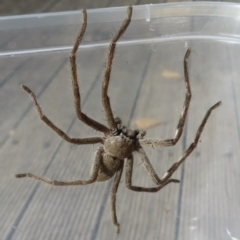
0 2 240 240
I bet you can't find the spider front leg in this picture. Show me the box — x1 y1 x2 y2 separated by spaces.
16 148 103 185
160 101 221 183
102 6 132 130
21 85 104 145
69 9 109 134
111 164 123 234
139 48 192 147
125 154 179 192
137 101 221 185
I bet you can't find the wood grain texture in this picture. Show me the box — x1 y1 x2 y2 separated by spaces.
2 0 240 16
1 2 240 240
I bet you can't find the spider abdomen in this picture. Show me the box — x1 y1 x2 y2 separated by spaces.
104 136 134 160
95 153 123 182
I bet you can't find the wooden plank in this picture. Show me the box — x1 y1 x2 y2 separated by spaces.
0 11 155 239
5 44 153 240
173 41 239 239
2 0 240 17
1 0 149 15
105 45 192 240
0 9 112 142
0 46 105 239
47 0 111 12
0 55 64 139
0 0 57 15
177 42 240 239
1 2 240 240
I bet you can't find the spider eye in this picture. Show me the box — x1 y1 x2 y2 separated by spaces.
128 130 135 138
134 130 139 135
122 126 127 134
137 130 146 138
114 117 122 125
140 130 146 136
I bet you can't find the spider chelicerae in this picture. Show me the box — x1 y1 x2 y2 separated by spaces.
16 5 221 233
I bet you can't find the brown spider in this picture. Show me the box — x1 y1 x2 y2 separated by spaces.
16 5 221 234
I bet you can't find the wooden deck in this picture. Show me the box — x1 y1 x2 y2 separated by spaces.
1 1 240 240
1 0 189 15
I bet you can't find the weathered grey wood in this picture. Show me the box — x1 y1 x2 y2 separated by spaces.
2 0 240 16
1 2 240 240
3 0 240 16
0 9 157 239
0 46 103 239
96 45 185 240
2 45 154 240
0 0 143 15
177 43 240 239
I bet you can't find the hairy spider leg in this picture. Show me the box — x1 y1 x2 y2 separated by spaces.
21 85 104 145
16 148 104 185
111 164 124 233
102 6 133 130
139 48 192 147
70 9 109 134
137 101 221 185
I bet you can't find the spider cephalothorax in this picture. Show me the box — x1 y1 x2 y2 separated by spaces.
16 5 221 234
109 117 146 138
105 124 141 157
